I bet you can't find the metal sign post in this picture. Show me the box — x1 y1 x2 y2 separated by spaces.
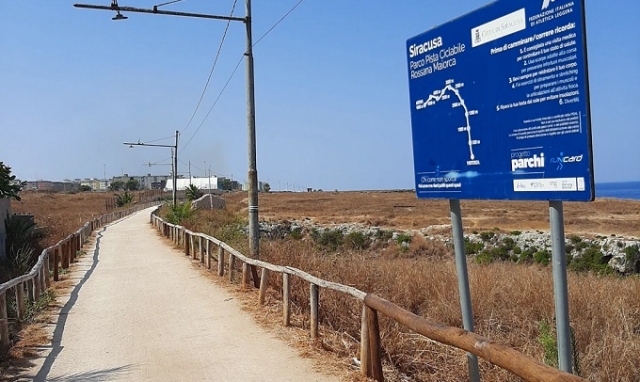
450 199 480 382
549 201 572 372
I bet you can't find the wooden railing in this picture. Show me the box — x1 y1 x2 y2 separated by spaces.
0 201 159 348
151 209 585 382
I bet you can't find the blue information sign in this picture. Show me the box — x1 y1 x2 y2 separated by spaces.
407 0 594 201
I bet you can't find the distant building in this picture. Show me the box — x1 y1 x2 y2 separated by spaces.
24 181 79 192
80 178 110 191
111 174 171 190
165 176 218 192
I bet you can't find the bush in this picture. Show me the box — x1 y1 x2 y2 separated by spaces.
313 229 344 252
464 238 484 255
568 246 613 274
115 191 133 207
289 227 303 240
475 250 495 264
165 201 193 225
534 250 551 266
479 231 495 241
395 233 412 245
510 230 522 236
344 231 370 250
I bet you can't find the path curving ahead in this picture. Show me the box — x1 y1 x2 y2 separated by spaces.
30 208 338 382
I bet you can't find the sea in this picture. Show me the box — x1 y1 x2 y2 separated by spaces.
595 181 640 201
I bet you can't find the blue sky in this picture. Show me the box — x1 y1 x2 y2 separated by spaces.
1 0 639 191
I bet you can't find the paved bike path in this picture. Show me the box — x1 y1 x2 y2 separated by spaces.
31 208 337 381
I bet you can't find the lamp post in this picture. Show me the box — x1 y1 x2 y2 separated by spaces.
76 1 262 274
124 130 179 206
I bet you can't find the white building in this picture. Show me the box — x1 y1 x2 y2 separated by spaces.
165 176 218 191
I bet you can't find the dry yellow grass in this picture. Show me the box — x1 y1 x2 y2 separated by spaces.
186 191 640 381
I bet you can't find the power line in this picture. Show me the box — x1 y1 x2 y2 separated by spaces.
180 55 243 152
141 135 175 144
181 0 238 136
179 0 307 153
253 0 306 47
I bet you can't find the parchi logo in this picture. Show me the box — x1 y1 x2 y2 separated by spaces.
542 0 555 10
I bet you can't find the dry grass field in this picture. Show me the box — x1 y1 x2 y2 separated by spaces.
187 191 640 381
251 190 640 237
7 190 640 381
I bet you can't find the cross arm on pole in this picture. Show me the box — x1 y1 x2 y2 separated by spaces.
73 3 247 23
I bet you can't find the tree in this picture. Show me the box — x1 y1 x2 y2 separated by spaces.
0 162 22 201
109 181 124 191
185 184 203 201
79 185 92 192
125 179 140 191
263 183 271 193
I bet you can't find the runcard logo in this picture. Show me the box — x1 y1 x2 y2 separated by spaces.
550 152 583 170
511 152 545 172
542 0 555 10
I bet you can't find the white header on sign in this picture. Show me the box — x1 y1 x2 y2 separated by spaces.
471 8 527 48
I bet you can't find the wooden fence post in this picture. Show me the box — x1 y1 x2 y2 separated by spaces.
229 254 236 282
366 306 384 381
283 273 291 326
206 240 212 269
35 271 42 299
361 304 370 377
310 283 319 339
217 246 225 277
27 280 34 303
0 292 9 347
44 254 51 288
199 236 204 264
184 232 190 256
258 268 269 305
16 283 25 321
191 235 196 260
242 263 250 288
54 247 60 281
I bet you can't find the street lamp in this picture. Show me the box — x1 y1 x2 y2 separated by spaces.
124 130 179 206
76 1 262 283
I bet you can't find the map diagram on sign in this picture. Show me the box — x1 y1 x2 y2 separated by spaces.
414 79 481 166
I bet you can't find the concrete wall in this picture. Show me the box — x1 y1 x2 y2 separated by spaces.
191 194 226 210
0 198 11 259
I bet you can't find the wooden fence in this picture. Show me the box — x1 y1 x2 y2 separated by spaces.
0 202 159 349
151 209 585 382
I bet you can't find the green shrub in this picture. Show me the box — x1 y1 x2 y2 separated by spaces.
513 246 522 255
475 250 495 265
568 246 613 274
373 229 394 241
479 231 495 241
538 319 558 367
115 191 133 207
510 230 522 236
290 227 303 240
165 201 193 225
534 250 551 266
345 231 370 250
502 237 515 250
464 238 484 255
569 235 582 244
313 229 344 251
395 233 412 245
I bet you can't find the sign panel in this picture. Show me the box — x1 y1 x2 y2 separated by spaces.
407 0 594 201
